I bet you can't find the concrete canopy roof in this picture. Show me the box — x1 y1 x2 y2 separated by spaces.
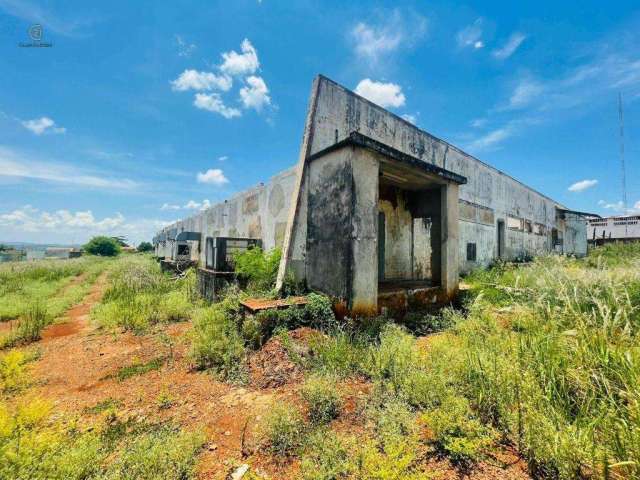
307 131 467 186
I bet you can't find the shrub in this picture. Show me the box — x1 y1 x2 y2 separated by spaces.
233 247 281 291
137 241 153 253
262 401 305 456
101 427 204 480
0 349 29 392
4 301 50 347
422 395 497 465
84 236 121 257
308 329 366 377
300 430 352 480
301 375 342 425
189 306 246 381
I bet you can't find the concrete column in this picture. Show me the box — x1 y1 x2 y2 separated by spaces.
440 183 459 297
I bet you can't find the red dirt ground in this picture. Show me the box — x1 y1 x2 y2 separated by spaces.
23 275 531 479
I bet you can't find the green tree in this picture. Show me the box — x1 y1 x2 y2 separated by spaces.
84 236 121 257
111 236 129 247
137 241 153 253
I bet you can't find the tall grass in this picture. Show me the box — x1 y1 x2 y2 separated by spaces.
92 256 196 333
0 256 108 321
460 243 640 478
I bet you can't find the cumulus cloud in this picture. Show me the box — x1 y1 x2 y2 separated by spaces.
0 205 173 245
457 18 484 50
196 168 229 185
493 32 526 60
193 93 241 119
350 9 427 65
171 70 232 92
172 38 271 119
0 205 124 233
182 199 211 211
598 199 640 213
220 39 260 76
355 79 405 108
21 116 66 135
568 179 598 192
239 76 271 111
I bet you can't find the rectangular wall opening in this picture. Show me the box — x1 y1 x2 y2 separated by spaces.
377 174 442 294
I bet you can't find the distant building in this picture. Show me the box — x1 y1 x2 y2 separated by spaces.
45 247 83 259
0 249 26 263
588 215 640 245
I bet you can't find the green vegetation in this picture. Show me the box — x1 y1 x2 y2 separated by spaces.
0 256 110 347
137 241 153 253
301 375 342 425
84 236 122 257
92 255 195 334
232 246 281 291
107 357 165 382
261 401 305 456
0 344 204 480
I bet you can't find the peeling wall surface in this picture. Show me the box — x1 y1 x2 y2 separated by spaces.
155 167 297 266
155 75 587 300
285 76 585 276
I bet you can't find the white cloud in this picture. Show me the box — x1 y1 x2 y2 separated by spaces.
568 179 598 192
193 93 241 119
171 69 232 92
401 113 417 124
457 18 484 50
220 39 260 76
196 168 229 185
354 79 406 108
350 9 427 65
0 204 173 245
239 75 271 111
507 78 544 109
183 199 211 211
470 118 487 128
0 205 124 233
175 34 196 58
0 146 138 190
467 127 513 152
21 116 66 135
160 203 181 211
598 199 640 213
493 32 526 60
218 155 228 162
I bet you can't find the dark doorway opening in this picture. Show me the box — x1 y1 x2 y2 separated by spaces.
497 219 505 259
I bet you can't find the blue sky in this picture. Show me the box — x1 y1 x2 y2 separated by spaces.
1 0 639 245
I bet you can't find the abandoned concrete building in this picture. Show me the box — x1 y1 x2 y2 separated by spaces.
153 75 590 313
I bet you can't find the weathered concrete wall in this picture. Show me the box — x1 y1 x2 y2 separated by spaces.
282 76 580 279
378 185 414 280
305 147 379 311
156 167 297 265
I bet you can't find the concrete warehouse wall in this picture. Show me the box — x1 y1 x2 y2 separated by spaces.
280 76 579 281
156 75 586 289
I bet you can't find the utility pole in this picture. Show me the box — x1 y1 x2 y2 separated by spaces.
618 92 628 238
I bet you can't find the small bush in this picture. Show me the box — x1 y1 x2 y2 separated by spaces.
301 375 342 425
308 329 366 377
189 306 246 381
422 395 497 465
300 430 352 480
233 247 281 291
262 401 305 456
102 427 204 479
84 236 121 257
0 349 29 392
11 302 50 346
